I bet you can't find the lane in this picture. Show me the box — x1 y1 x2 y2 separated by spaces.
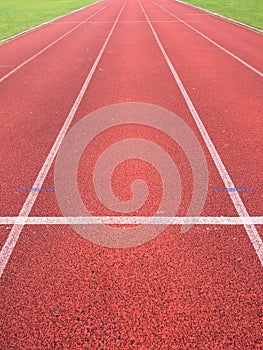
0 0 104 44
0 0 110 82
142 0 263 221
177 0 263 33
154 3 262 78
0 0 127 275
0 1 123 247
0 0 262 349
156 0 263 72
176 0 263 33
139 0 263 265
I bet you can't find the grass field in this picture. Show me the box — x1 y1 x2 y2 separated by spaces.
0 0 98 40
182 0 263 29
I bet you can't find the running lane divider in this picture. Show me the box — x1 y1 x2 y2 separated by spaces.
138 0 263 266
0 1 111 84
0 0 127 279
153 2 263 78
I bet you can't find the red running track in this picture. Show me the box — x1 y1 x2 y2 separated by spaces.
0 0 262 348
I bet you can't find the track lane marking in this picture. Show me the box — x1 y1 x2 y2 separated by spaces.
186 13 209 16
0 2 111 84
139 0 263 266
0 1 127 279
53 20 200 23
153 2 263 78
0 217 262 225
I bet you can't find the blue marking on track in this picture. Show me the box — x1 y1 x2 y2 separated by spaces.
212 188 252 192
17 188 55 192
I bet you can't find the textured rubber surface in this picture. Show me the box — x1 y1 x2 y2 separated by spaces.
0 0 262 348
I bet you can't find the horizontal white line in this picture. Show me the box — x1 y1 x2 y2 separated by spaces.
186 13 209 16
54 20 200 23
0 217 262 225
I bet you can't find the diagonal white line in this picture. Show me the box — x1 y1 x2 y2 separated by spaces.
0 216 262 225
139 0 263 266
153 2 263 78
0 1 127 279
0 2 110 84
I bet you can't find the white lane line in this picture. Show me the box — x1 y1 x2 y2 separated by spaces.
0 216 262 225
53 20 200 23
186 13 209 16
0 0 105 44
0 3 111 84
0 1 126 279
153 2 263 78
139 0 263 266
177 0 263 33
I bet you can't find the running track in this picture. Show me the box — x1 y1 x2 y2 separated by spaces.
0 0 262 348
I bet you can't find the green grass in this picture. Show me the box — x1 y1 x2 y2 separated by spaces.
182 0 263 29
0 0 99 40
